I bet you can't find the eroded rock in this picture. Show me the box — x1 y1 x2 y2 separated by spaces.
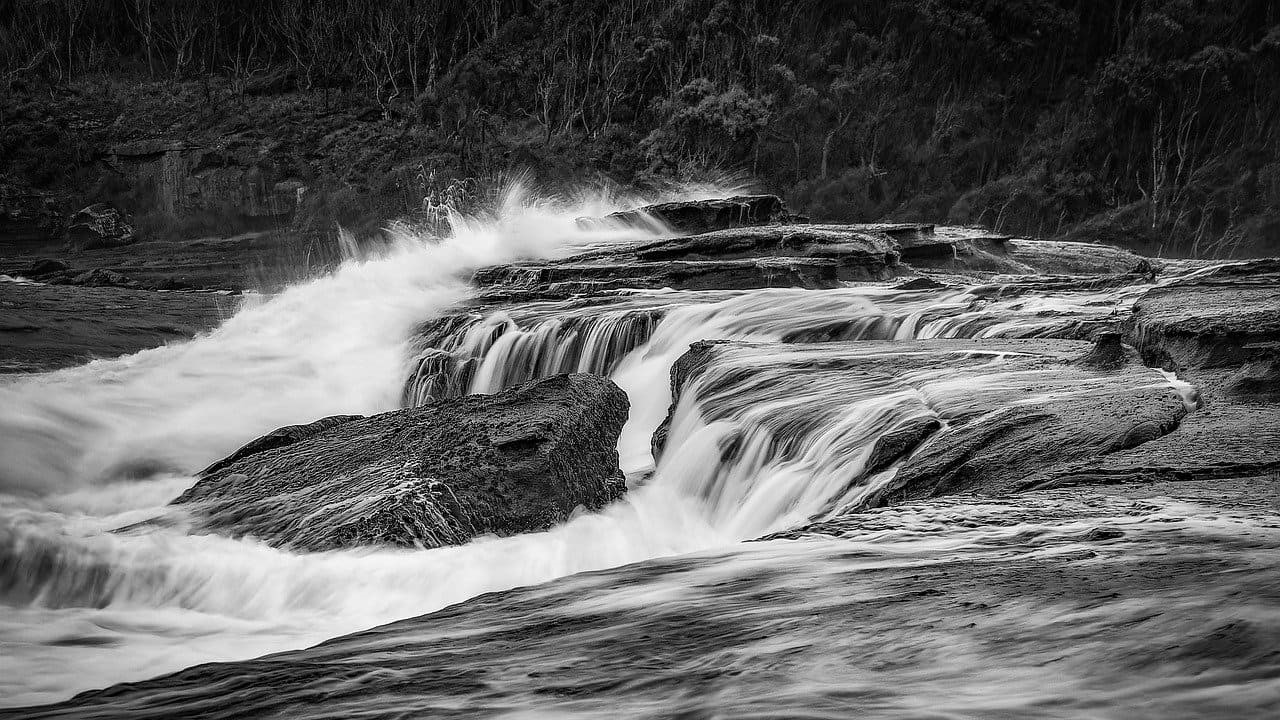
174 374 629 551
579 194 791 234
1126 269 1280 371
65 204 137 251
473 224 899 300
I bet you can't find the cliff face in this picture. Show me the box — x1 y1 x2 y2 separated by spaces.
0 81 433 247
107 139 303 223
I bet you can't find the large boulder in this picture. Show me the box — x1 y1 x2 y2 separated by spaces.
64 203 137 250
580 194 791 234
173 373 630 551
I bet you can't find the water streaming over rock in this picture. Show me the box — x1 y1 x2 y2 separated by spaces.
0 187 1261 712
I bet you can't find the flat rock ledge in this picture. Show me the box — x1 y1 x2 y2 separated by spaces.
173 373 630 552
475 198 1150 303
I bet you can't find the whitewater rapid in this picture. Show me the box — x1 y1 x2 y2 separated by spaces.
0 185 722 704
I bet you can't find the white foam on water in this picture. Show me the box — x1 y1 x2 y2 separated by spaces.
0 181 730 705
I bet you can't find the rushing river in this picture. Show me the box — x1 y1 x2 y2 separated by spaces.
1 188 1277 716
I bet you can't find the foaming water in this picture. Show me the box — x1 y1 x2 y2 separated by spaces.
0 185 669 495
0 183 714 705
15 490 1280 719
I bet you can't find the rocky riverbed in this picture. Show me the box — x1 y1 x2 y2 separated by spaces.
1 194 1278 717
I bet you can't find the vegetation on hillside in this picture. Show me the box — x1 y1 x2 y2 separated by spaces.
2 0 1278 256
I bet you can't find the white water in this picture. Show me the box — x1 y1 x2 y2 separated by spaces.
0 183 736 706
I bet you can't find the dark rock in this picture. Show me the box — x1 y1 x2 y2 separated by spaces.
1224 349 1280 400
173 374 630 551
863 416 943 475
1076 331 1138 370
473 224 899 300
1128 257 1160 279
1083 527 1125 541
900 227 1147 276
65 203 137 251
1125 273 1280 371
580 195 791 234
893 276 947 291
24 258 70 278
651 340 731 462
69 268 138 288
1004 239 1149 275
199 415 363 476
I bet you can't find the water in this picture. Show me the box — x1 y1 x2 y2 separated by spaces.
0 188 1270 713
17 489 1280 718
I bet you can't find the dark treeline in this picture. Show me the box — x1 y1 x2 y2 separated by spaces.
2 0 1278 255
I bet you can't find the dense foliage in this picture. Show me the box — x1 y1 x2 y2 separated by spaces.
2 0 1278 255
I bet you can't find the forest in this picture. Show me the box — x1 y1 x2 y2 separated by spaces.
2 0 1278 256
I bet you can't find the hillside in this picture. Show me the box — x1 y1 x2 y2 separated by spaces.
2 0 1278 257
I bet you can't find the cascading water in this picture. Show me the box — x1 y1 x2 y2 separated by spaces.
0 183 721 705
0 185 1196 709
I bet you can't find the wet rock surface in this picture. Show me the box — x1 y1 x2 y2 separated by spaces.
473 223 901 299
579 194 791 234
472 215 1153 304
173 374 630 552
1126 268 1280 371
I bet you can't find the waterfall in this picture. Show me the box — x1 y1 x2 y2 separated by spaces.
0 185 1175 707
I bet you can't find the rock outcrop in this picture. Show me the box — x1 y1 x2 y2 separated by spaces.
173 374 630 551
579 194 791 234
473 218 1154 304
64 203 137 251
473 224 900 300
1125 260 1280 371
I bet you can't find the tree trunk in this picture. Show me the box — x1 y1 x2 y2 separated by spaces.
820 129 837 179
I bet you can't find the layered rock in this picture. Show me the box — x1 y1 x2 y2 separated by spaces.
652 337 1193 507
578 194 791 234
474 215 1153 304
173 374 629 551
1125 259 1280 371
1027 259 1280 490
473 224 900 300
